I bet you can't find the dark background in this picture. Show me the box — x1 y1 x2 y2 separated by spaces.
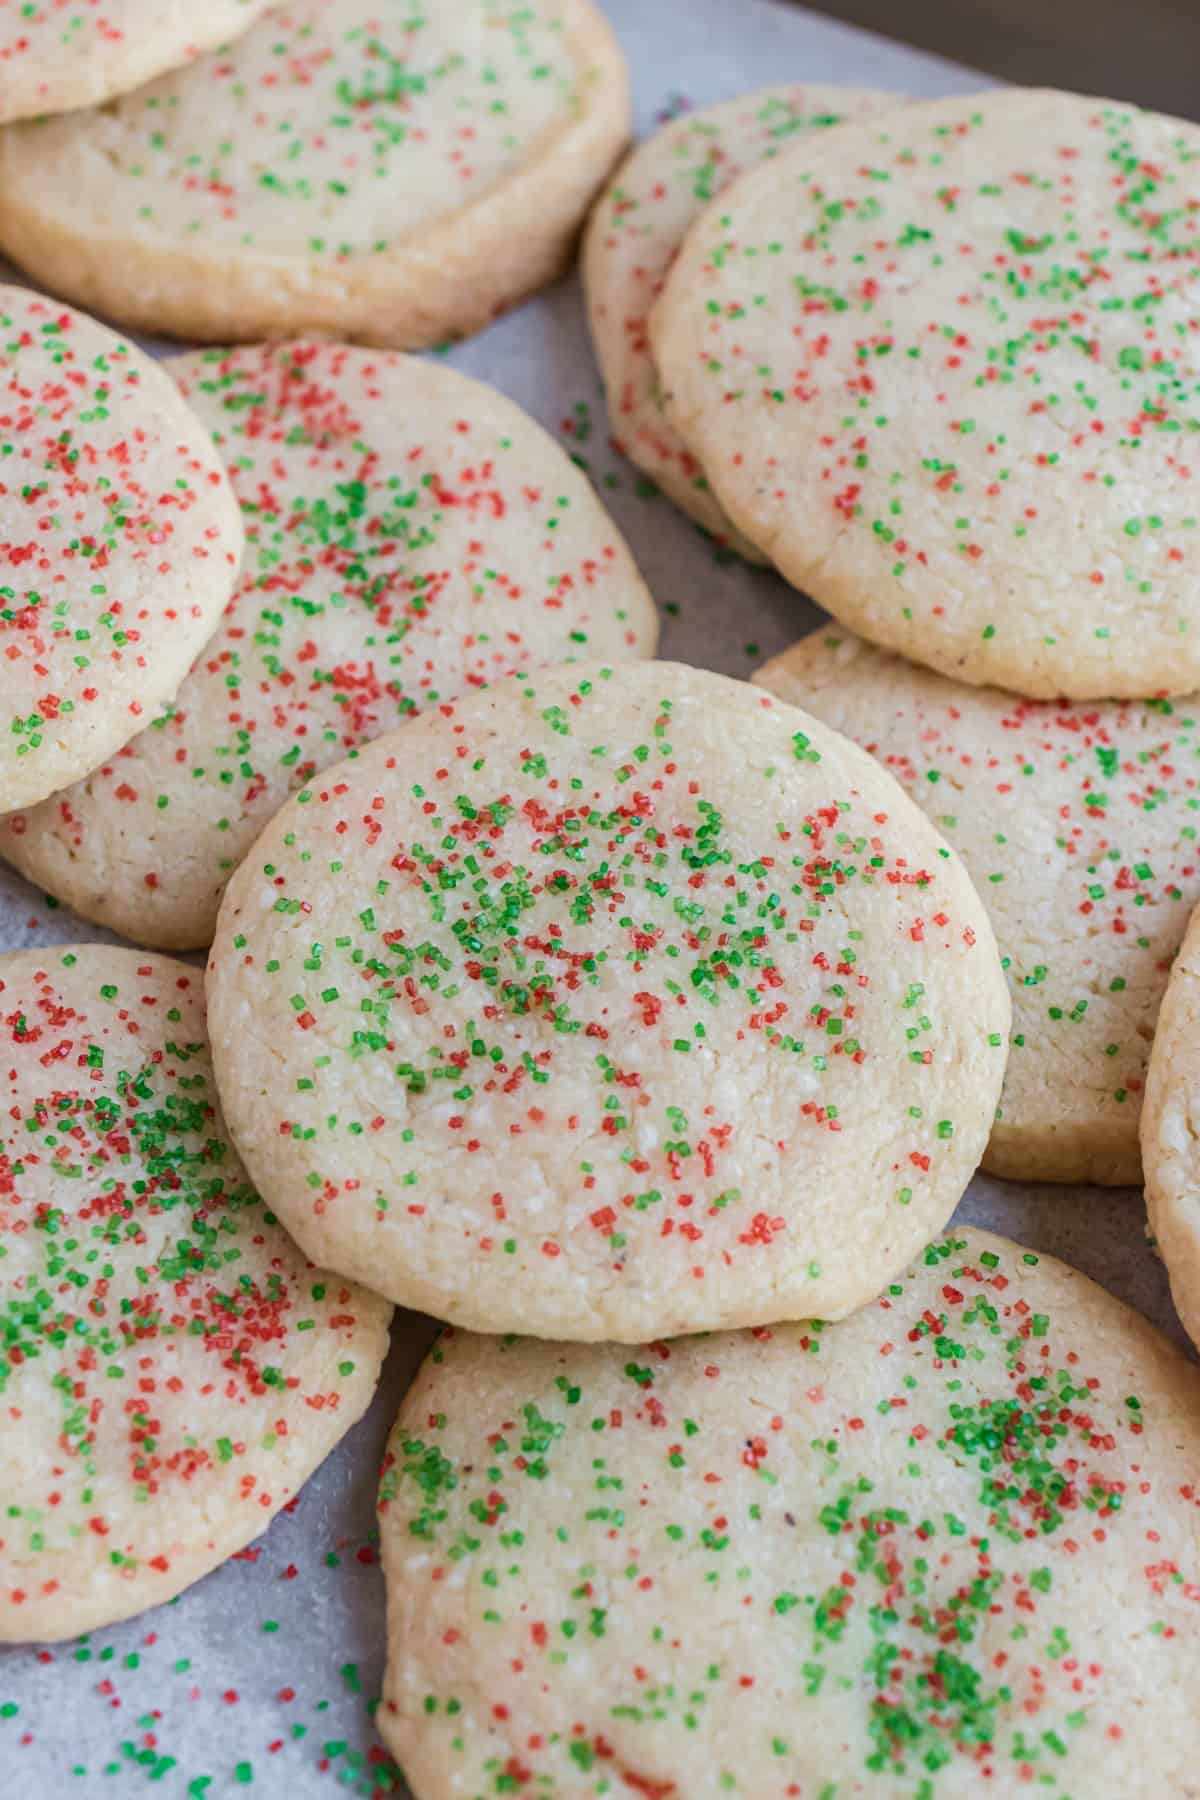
792 0 1200 120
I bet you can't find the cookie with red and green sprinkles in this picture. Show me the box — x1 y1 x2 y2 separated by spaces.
0 944 392 1643
378 1226 1200 1800
205 660 1009 1341
0 342 658 951
653 89 1200 701
1141 901 1200 1352
0 1 277 124
583 83 900 556
0 0 631 348
0 285 242 814
755 629 1200 1184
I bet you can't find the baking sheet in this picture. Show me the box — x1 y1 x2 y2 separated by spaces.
0 3 1182 1795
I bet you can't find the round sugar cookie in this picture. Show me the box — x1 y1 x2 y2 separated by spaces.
0 285 242 814
1142 901 1200 1351
0 1 277 124
583 83 898 555
0 945 392 1642
653 89 1200 701
0 0 630 348
206 660 1009 1341
756 629 1200 1185
378 1227 1200 1800
0 342 658 951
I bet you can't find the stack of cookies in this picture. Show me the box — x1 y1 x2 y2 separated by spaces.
1 9 1200 1797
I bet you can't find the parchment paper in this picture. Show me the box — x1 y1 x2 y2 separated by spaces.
0 4 1183 1795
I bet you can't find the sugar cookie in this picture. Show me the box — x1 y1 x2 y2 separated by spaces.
654 90 1200 699
206 660 1008 1341
0 945 392 1641
0 0 630 348
0 286 241 813
756 628 1200 1183
1142 900 1200 1351
378 1227 1200 1799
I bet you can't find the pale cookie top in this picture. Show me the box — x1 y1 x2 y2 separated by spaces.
0 286 242 812
756 629 1200 1186
0 343 658 951
584 83 898 552
0 1 276 123
0 946 392 1643
379 1227 1200 1800
0 0 620 262
1141 901 1200 1352
653 89 1200 701
206 661 1009 1342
